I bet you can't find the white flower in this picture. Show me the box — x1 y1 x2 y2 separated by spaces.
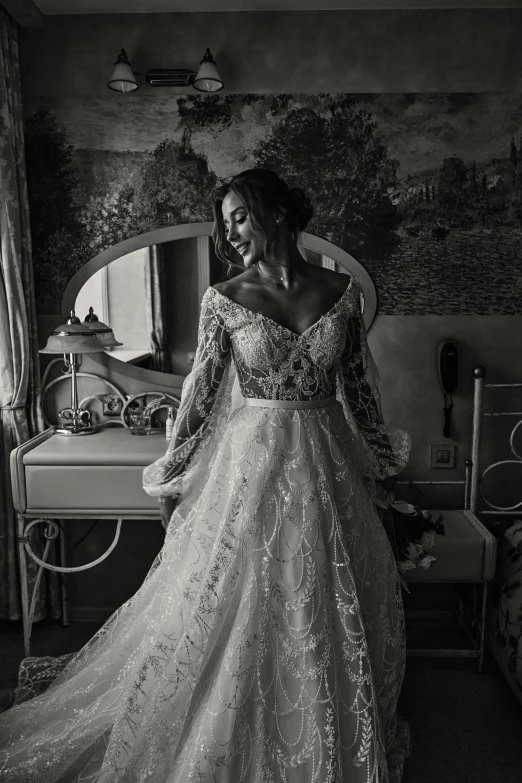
398 560 416 573
418 555 436 570
406 542 423 559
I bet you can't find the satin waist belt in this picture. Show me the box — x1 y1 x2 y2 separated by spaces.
242 395 337 410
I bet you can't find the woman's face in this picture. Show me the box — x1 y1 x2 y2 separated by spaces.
221 191 264 268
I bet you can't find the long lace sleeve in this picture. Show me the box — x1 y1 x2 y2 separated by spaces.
143 288 232 499
336 282 411 480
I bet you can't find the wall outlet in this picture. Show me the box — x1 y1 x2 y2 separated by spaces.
430 444 456 469
187 351 196 365
126 396 144 415
101 394 123 416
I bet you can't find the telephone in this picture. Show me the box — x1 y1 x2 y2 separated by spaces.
437 339 459 438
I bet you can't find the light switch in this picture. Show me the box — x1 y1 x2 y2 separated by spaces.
430 444 455 468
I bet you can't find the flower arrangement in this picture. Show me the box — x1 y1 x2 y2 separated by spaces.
385 501 445 573
374 481 445 575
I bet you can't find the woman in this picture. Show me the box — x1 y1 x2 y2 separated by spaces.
0 168 410 782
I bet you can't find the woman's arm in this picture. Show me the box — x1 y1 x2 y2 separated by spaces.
143 289 231 503
337 282 410 480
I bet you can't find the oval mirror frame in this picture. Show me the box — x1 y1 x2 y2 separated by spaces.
63 222 377 387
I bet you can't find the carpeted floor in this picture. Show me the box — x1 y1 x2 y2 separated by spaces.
1 618 521 782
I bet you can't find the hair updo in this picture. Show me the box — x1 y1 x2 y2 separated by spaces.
212 168 314 273
287 187 314 232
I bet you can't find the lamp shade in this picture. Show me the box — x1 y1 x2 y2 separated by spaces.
82 306 123 348
108 49 138 93
193 49 223 92
39 311 107 354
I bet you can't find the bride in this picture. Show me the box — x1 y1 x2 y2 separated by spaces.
0 168 411 782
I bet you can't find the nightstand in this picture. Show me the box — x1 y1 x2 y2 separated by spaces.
10 427 167 656
405 509 497 671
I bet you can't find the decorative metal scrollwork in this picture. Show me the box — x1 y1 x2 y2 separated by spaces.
21 518 123 573
480 417 522 512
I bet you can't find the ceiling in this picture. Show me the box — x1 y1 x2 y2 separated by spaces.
3 0 519 28
28 0 522 13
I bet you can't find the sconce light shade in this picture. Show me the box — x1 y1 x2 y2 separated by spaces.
108 49 138 93
82 307 123 348
193 49 223 93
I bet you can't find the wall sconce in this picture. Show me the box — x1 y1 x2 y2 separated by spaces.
108 48 223 93
107 49 139 93
193 49 223 92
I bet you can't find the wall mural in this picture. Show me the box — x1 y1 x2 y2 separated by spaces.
23 93 522 315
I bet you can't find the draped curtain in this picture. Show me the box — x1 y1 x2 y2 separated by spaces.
0 7 60 620
145 244 169 373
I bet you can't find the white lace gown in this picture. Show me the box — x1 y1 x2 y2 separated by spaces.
0 278 411 783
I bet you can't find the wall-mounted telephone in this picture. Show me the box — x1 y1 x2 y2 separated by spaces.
437 339 459 438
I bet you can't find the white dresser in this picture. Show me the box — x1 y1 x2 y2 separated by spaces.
10 426 168 655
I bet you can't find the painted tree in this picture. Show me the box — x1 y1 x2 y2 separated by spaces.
79 186 143 255
254 97 401 260
510 136 518 168
24 108 86 312
141 132 217 226
177 95 234 130
436 157 469 217
24 110 82 257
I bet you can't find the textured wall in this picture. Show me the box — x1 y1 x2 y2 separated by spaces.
19 10 522 96
19 8 522 615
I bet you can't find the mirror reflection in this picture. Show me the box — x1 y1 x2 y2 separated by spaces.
74 237 346 377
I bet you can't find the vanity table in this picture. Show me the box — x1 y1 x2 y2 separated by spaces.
11 426 167 656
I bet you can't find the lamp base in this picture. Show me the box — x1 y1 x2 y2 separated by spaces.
54 423 99 436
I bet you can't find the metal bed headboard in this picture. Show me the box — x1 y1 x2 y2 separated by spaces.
396 365 522 515
470 365 522 517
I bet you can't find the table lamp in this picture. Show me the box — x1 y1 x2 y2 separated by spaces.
39 310 110 436
82 307 123 348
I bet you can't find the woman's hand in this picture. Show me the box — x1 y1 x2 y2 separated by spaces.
159 496 178 529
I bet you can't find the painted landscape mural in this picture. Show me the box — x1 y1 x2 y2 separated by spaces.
23 92 522 315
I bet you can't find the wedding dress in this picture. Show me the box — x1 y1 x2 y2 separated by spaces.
0 277 411 783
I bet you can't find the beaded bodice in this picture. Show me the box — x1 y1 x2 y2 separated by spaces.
142 277 410 500
211 282 354 401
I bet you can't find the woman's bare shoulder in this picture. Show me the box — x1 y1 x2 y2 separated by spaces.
213 265 351 299
212 269 255 297
307 265 352 295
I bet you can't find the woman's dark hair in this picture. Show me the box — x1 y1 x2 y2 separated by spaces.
212 168 314 274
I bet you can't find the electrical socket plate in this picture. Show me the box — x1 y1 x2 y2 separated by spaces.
101 395 123 416
430 444 456 469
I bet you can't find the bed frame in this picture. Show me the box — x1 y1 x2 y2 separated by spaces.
396 366 522 515
396 365 521 671
469 366 522 518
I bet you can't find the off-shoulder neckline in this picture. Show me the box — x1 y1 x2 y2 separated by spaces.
208 276 355 338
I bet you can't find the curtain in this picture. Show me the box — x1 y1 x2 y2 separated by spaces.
0 7 60 621
145 244 169 373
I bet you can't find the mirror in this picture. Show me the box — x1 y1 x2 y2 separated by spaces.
63 223 376 386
